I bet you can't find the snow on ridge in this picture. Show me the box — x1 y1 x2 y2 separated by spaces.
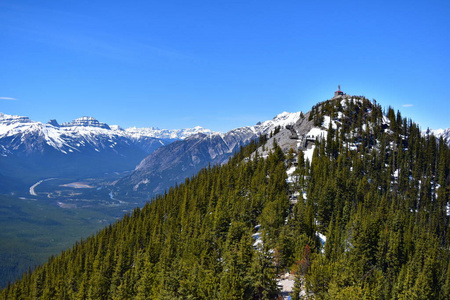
430 128 445 136
0 111 222 154
0 110 304 155
125 126 218 140
0 112 32 126
1 112 218 140
423 128 450 146
204 111 303 146
60 116 110 129
260 111 302 130
221 111 303 138
426 128 450 139
109 125 123 131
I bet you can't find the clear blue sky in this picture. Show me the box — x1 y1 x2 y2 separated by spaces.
0 0 448 132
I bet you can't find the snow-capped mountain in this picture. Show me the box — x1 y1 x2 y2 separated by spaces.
60 116 111 129
125 126 216 140
0 113 214 156
0 112 215 191
114 111 303 198
427 128 450 146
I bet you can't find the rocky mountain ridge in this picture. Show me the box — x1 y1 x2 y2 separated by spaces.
114 111 303 198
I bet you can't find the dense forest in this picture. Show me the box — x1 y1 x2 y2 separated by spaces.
1 97 449 299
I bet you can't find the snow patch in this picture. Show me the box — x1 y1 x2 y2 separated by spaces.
317 232 327 244
322 116 337 130
306 127 327 140
317 232 327 254
304 145 315 163
286 165 296 176
393 169 399 179
252 225 263 249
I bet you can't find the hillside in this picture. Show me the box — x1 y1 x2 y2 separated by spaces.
1 96 449 299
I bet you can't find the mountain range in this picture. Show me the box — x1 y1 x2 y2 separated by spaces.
0 111 301 197
0 113 214 192
429 128 450 142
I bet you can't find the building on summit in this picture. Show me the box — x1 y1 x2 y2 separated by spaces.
334 85 344 98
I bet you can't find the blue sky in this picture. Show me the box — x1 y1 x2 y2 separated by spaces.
0 0 448 132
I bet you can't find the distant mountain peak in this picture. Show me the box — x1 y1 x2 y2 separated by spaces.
60 116 111 129
426 128 450 146
0 112 32 125
0 112 220 159
124 126 217 140
47 119 60 127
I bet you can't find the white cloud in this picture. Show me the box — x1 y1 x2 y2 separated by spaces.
402 104 414 107
0 97 17 100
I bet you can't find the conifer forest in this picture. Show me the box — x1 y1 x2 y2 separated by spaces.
1 97 449 299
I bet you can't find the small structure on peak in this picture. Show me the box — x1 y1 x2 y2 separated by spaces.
334 85 344 98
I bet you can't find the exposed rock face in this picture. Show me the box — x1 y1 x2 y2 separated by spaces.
256 111 315 157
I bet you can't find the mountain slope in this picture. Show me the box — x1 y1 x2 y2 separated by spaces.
114 111 302 198
2 95 449 299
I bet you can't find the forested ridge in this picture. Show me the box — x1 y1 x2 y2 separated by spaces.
1 97 449 299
